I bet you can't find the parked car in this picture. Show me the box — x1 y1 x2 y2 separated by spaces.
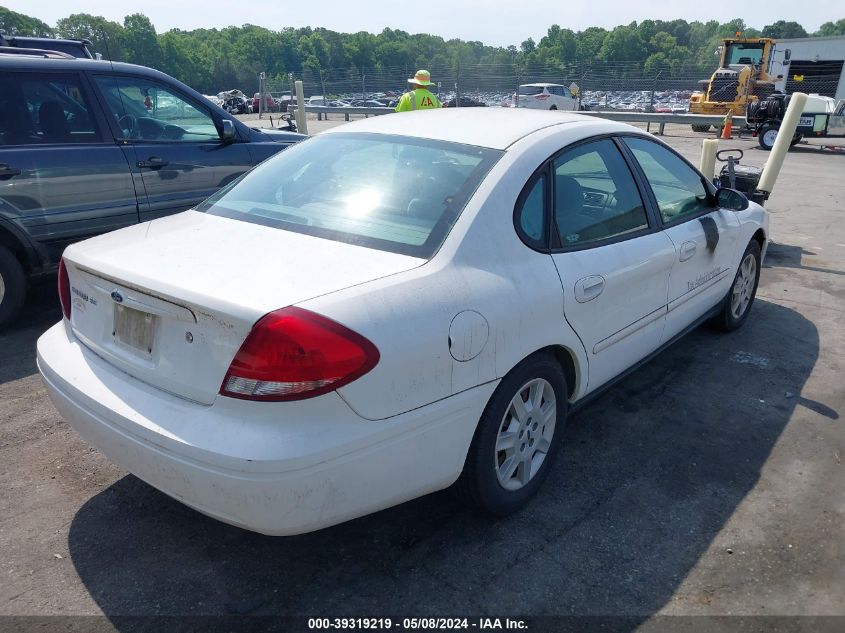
306 96 327 106
252 92 278 113
512 83 579 111
218 90 251 114
444 96 487 108
38 109 767 535
0 54 304 328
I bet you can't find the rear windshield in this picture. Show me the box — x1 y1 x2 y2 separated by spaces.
519 86 545 96
198 133 503 258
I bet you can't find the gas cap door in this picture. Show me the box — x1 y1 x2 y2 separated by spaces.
449 310 489 362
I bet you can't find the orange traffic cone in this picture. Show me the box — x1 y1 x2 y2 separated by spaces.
721 110 733 139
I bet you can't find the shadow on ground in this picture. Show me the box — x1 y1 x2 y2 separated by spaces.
0 278 60 383
67 299 818 624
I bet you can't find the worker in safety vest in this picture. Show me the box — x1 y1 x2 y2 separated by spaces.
395 69 442 112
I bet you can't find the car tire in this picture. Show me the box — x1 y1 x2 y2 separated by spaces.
549 105 558 111
0 245 26 330
691 124 711 133
714 240 761 332
457 352 568 516
790 134 803 147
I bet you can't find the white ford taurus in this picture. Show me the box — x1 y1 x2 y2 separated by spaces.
37 109 768 535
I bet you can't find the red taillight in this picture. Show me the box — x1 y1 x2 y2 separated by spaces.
220 307 380 402
58 258 71 320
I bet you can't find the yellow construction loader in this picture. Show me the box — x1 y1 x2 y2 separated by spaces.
688 37 791 132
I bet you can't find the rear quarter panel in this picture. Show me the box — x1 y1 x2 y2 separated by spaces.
303 122 625 420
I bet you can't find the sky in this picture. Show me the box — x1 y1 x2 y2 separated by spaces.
12 0 839 47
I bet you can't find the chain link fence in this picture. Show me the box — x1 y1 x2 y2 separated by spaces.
253 61 841 117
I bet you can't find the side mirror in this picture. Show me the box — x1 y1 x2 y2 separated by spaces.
220 119 236 141
784 49 791 61
716 187 749 211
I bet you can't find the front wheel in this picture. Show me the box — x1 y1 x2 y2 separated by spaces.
714 240 761 331
549 105 558 111
457 353 567 516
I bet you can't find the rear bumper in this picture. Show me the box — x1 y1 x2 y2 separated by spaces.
37 322 494 535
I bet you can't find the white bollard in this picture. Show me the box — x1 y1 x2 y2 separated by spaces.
294 80 308 135
699 138 719 181
757 92 808 194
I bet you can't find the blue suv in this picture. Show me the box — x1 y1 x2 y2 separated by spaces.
0 53 303 328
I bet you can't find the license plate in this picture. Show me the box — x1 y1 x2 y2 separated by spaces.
113 304 157 356
798 116 814 127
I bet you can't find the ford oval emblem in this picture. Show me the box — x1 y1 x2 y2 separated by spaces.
111 290 124 303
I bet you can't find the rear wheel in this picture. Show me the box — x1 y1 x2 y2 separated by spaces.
457 352 567 515
691 124 711 133
0 245 26 330
714 240 761 331
549 105 558 111
790 134 803 147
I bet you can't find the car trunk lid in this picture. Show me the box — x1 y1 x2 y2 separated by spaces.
63 210 423 404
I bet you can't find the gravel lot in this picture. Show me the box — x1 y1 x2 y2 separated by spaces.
1 119 843 628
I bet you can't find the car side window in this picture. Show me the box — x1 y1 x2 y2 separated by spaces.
552 139 649 247
0 72 100 146
515 173 547 246
623 137 713 223
93 76 220 143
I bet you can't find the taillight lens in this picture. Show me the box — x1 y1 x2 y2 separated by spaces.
58 258 71 320
220 307 379 402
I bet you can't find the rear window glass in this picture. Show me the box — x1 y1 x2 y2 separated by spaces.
519 86 545 96
198 133 503 258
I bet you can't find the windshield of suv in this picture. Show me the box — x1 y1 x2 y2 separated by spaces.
198 133 503 258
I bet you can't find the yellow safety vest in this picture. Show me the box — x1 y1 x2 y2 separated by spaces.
395 88 441 112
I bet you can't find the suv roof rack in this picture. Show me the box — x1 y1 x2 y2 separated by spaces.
0 46 75 59
0 33 94 59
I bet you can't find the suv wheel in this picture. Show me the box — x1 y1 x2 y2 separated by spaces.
0 246 26 330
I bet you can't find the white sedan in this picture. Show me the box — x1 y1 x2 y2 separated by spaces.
37 109 768 535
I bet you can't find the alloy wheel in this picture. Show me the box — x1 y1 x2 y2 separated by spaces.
730 253 757 319
495 378 557 491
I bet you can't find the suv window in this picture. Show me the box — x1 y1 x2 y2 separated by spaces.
623 137 712 223
93 75 220 143
547 86 571 97
0 73 100 146
553 139 649 247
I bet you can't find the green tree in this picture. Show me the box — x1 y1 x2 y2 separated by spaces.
0 6 53 36
56 13 125 59
123 13 161 67
598 26 646 61
762 21 808 39
816 19 845 36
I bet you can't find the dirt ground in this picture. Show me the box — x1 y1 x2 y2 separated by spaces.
1 118 843 629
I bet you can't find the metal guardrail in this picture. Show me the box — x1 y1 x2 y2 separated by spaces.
295 106 743 135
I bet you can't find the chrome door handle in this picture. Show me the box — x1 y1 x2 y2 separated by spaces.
574 275 605 303
679 241 697 262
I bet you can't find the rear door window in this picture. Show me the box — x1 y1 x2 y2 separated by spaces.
0 72 101 145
